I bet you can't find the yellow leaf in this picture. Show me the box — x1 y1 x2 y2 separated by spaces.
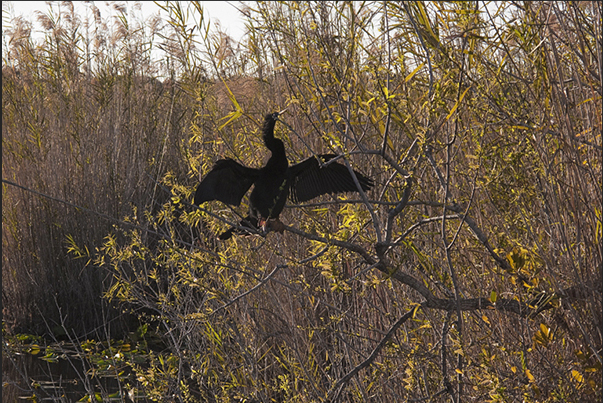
405 62 426 82
455 368 463 375
416 2 438 43
218 110 243 131
482 315 491 325
534 323 552 348
511 366 517 373
446 87 470 121
576 96 600 107
571 370 584 383
387 136 395 152
525 369 535 382
217 78 243 130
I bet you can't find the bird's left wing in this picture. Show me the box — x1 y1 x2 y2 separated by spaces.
194 158 260 206
288 154 373 203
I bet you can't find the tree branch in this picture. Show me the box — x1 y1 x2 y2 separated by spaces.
326 308 415 401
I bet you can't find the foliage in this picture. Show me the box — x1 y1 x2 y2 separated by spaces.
3 1 601 402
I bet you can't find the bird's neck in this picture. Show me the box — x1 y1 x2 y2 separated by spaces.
262 117 287 170
262 118 277 140
264 137 288 171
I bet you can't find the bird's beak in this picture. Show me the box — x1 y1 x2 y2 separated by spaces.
277 108 287 117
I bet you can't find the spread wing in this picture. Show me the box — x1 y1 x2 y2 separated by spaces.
288 154 373 203
194 158 260 206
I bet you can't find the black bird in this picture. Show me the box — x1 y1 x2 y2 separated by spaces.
194 111 373 239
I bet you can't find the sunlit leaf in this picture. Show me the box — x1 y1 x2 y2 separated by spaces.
405 61 426 82
571 370 583 383
446 87 470 121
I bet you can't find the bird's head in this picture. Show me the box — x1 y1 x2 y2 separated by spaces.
265 109 287 124
263 109 288 144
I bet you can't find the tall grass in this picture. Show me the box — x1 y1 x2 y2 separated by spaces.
2 2 197 337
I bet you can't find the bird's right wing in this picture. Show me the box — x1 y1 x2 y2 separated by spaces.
194 158 260 206
288 154 373 203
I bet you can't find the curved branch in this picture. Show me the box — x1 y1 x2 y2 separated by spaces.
327 308 415 401
283 223 562 318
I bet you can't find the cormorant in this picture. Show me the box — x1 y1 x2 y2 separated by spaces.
194 110 373 239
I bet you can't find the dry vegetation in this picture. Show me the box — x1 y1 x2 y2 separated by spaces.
2 1 601 402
